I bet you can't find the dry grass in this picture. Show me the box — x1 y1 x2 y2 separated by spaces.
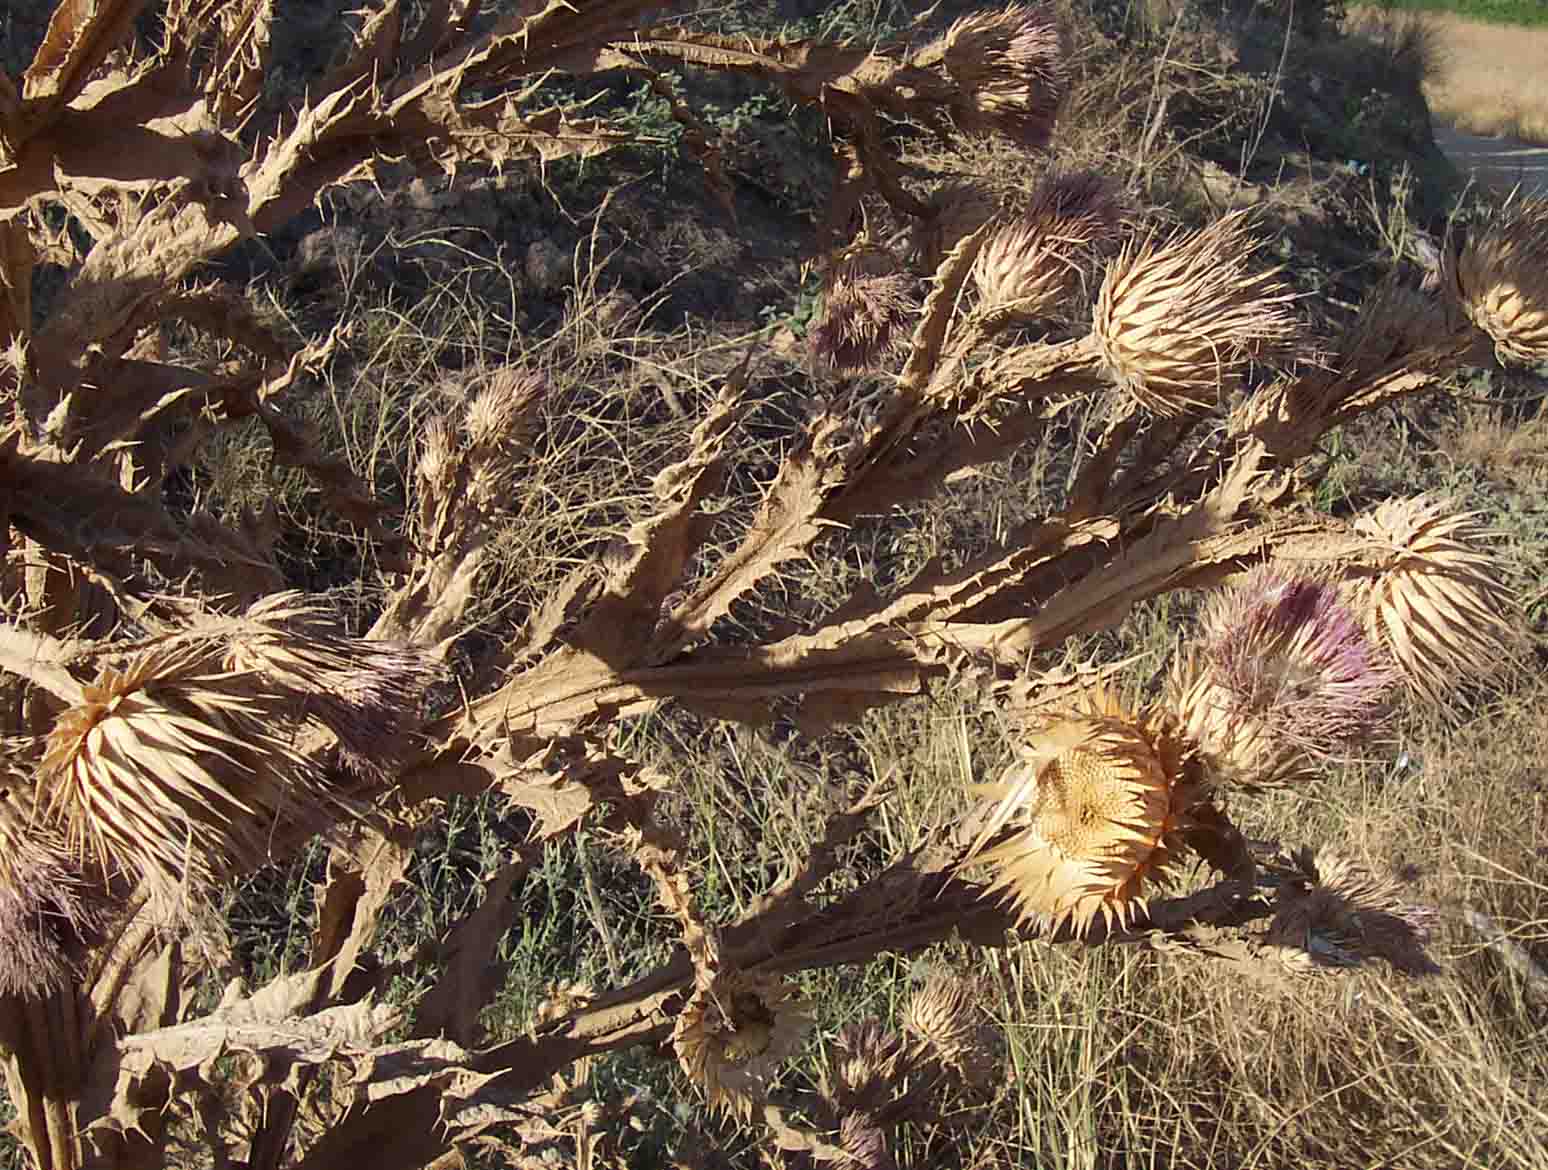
1351 6 1548 144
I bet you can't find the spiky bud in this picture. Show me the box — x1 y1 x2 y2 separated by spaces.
1092 212 1299 415
1353 496 1521 704
829 1019 907 1110
217 593 443 777
966 688 1198 937
0 784 94 998
673 968 810 1120
839 1112 895 1170
1168 652 1314 791
1195 567 1395 760
464 365 545 452
38 643 348 899
938 4 1069 147
810 247 916 374
1451 195 1548 366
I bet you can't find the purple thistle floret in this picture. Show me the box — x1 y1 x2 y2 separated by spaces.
1200 568 1395 758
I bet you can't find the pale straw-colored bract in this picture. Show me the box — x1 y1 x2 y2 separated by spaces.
1353 495 1520 704
1092 211 1298 415
1452 194 1548 366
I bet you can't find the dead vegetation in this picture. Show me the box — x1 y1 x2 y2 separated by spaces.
0 2 1544 1169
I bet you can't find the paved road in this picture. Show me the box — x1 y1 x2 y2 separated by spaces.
1434 124 1548 195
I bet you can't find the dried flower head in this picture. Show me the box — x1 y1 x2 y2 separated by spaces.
464 365 545 452
1451 194 1548 366
1195 567 1395 759
0 783 94 998
828 1019 907 1111
811 247 916 373
967 688 1197 937
1353 496 1521 704
673 967 810 1119
216 593 442 777
839 1111 894 1170
938 4 1069 147
915 181 1000 271
37 642 346 898
1266 848 1438 974
1092 211 1299 415
902 972 978 1064
1167 652 1314 791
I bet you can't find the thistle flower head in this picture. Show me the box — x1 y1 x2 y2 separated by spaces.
1167 652 1315 791
1266 848 1438 974
1451 194 1548 366
939 4 1069 147
37 642 346 900
1353 496 1521 704
673 967 810 1119
464 365 545 452
1092 212 1299 415
0 783 94 998
1195 566 1395 758
966 688 1197 937
839 1112 894 1170
218 593 442 777
828 1018 907 1111
811 247 916 373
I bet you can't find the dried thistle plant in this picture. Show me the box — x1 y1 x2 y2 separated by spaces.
674 966 811 1119
1353 496 1522 704
1266 848 1439 974
37 642 346 900
0 782 93 997
1451 194 1548 366
966 689 1200 937
933 4 1071 146
1193 567 1395 758
1092 211 1299 415
811 246 918 373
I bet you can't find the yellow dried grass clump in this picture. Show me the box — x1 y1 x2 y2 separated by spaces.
1092 211 1298 415
673 967 810 1119
1452 196 1548 367
1353 496 1521 704
37 642 346 898
967 689 1197 936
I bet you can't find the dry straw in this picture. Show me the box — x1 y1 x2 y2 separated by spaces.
1092 211 1299 415
967 688 1197 936
38 642 345 897
673 967 810 1119
1353 496 1520 704
1451 194 1548 366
